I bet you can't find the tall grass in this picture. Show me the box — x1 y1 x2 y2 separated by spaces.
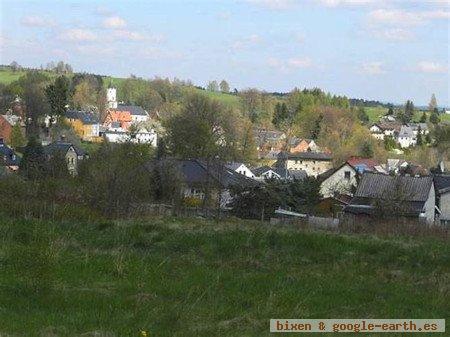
0 217 448 336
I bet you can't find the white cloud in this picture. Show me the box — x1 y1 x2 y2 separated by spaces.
370 27 413 41
58 29 97 42
231 34 262 50
317 0 376 7
360 61 385 75
21 15 56 28
417 61 447 73
103 16 127 29
368 9 424 26
368 8 449 26
245 0 296 10
113 30 145 41
288 57 312 68
267 56 313 72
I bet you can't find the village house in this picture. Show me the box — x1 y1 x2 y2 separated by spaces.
397 125 417 148
276 151 333 177
65 110 101 142
252 165 307 181
369 121 401 140
319 157 379 198
0 114 24 143
345 173 435 224
106 88 150 124
44 140 88 175
225 162 255 178
103 110 132 131
434 175 450 226
289 138 319 153
146 159 259 208
0 138 20 173
102 127 157 146
408 122 429 136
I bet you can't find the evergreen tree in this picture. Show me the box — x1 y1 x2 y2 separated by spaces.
45 76 69 121
430 108 440 124
416 126 423 146
19 137 46 180
428 94 437 112
419 111 427 123
10 124 26 149
272 102 289 128
404 100 414 123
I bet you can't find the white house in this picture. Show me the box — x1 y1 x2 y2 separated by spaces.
103 128 157 146
369 124 384 140
225 162 255 178
252 166 281 181
320 163 358 198
397 125 416 148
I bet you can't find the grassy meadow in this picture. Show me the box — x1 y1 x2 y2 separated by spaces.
0 216 448 337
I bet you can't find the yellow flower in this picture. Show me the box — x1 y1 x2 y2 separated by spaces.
140 330 148 337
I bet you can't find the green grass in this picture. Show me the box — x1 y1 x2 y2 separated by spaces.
196 89 241 108
0 216 448 337
365 106 387 123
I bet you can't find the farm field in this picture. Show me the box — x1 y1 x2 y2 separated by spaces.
1 216 448 337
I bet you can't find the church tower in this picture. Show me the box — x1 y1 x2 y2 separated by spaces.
107 87 118 109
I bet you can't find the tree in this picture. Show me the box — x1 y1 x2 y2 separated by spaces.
165 93 239 161
219 80 230 93
20 72 51 137
206 80 219 92
416 126 423 146
19 137 46 180
272 102 289 128
420 111 427 123
430 108 440 125
356 105 369 124
72 79 97 110
78 142 154 217
10 124 26 149
386 103 394 115
428 94 437 112
359 140 374 157
45 76 69 121
403 100 414 123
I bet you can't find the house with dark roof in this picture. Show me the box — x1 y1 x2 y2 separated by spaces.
146 159 259 208
116 104 149 123
434 175 450 226
65 110 101 142
44 141 88 175
276 151 333 177
0 138 20 173
253 165 307 181
319 157 380 198
225 162 255 178
345 172 435 224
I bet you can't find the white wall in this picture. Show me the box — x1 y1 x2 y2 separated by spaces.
320 164 357 198
423 183 435 225
234 164 255 178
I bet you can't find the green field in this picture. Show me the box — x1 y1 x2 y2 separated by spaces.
1 216 448 337
365 106 387 123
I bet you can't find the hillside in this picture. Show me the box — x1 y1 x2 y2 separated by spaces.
0 68 241 108
1 216 448 336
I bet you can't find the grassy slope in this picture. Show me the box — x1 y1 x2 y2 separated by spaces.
0 217 448 337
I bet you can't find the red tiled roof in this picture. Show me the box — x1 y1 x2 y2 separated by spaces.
346 157 379 170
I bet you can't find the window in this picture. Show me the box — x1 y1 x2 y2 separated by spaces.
344 171 351 180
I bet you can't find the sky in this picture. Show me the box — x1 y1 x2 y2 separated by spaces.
0 0 449 106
